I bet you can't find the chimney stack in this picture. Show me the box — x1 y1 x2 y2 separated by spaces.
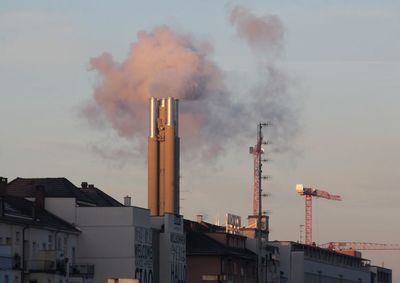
148 97 180 216
0 177 7 196
0 177 6 217
35 185 45 211
124 196 132 206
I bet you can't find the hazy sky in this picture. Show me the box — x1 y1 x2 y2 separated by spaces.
1 0 399 280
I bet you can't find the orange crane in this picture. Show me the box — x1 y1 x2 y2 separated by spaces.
296 184 342 245
320 242 400 251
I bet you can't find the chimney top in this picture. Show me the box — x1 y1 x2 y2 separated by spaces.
35 185 45 211
124 195 132 206
81 182 88 189
0 177 7 196
196 214 203 223
88 184 94 189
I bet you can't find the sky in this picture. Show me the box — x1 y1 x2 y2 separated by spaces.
1 0 400 280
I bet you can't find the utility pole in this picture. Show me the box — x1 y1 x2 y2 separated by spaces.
256 122 268 283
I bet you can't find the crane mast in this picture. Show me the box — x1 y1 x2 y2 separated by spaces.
296 184 342 245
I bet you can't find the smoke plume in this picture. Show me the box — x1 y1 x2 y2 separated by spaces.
229 5 284 54
228 5 298 152
83 7 299 160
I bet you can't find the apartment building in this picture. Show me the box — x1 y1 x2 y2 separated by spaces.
4 176 185 283
0 178 89 283
270 241 372 283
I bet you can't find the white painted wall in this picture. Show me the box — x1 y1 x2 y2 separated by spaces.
304 259 370 282
45 198 77 224
271 242 370 283
75 206 153 283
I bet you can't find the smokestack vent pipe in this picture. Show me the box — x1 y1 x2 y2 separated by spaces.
160 98 166 108
174 100 179 135
148 96 180 216
167 97 174 126
149 97 158 138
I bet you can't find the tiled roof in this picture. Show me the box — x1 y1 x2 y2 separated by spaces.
80 186 123 207
185 220 256 259
7 177 95 205
0 195 80 233
6 177 122 207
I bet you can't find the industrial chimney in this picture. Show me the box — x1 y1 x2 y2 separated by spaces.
148 97 180 216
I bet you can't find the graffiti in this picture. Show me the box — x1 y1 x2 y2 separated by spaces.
171 262 186 283
170 232 186 283
135 268 153 283
135 227 153 283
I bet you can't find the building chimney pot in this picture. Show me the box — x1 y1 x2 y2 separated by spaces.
81 182 88 189
196 214 203 223
35 185 45 211
124 196 132 206
0 197 4 217
88 184 94 189
0 177 6 216
0 177 8 197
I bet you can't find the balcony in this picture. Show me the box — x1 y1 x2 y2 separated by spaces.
26 260 56 271
0 245 12 269
34 250 57 261
70 264 95 278
25 250 67 273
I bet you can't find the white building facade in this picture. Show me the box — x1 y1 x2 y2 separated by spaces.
271 241 372 283
0 195 85 283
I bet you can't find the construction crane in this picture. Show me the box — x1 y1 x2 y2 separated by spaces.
320 242 400 251
296 184 342 245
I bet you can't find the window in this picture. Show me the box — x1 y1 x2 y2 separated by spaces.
42 242 47 251
71 247 76 264
5 237 11 245
0 237 3 244
16 231 20 245
57 237 62 251
4 275 9 283
32 241 37 253
48 234 53 250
